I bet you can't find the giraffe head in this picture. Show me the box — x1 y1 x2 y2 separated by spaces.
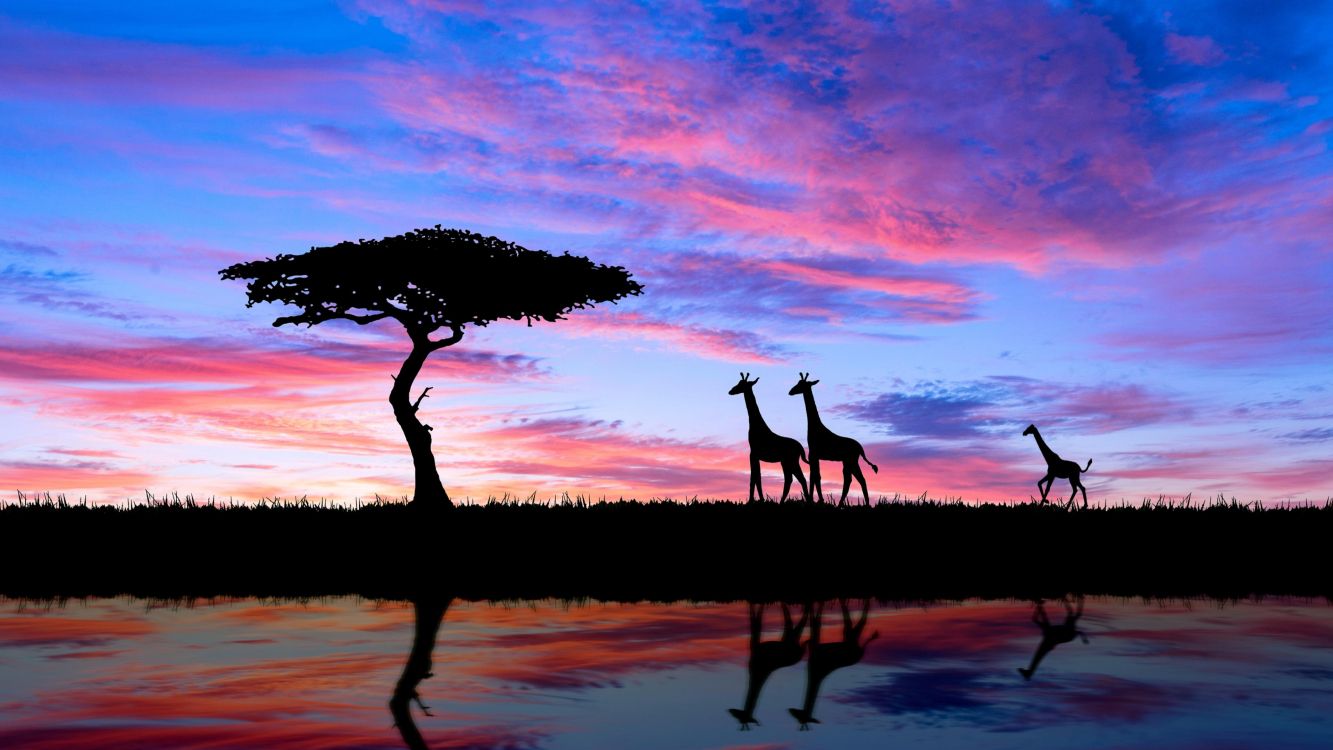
1022 424 1037 436
728 372 759 395
788 372 819 396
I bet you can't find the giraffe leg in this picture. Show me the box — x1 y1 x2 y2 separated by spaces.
839 463 853 507
792 461 810 503
851 463 870 506
1069 477 1086 510
780 462 795 503
1037 475 1053 503
750 456 763 503
810 457 824 504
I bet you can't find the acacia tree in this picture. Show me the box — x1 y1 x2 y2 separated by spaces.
220 226 643 509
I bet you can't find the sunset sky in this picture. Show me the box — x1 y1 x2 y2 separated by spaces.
2 1 1331 504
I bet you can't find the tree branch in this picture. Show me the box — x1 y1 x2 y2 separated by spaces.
273 309 395 328
344 311 394 325
428 325 465 351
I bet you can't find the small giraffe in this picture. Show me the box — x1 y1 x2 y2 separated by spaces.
1017 594 1088 680
788 373 878 506
729 602 809 729
788 598 878 730
730 373 810 503
1023 424 1092 509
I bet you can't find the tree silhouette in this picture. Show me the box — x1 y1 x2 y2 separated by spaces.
220 226 643 509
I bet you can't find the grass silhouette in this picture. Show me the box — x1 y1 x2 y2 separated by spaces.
3 491 1328 601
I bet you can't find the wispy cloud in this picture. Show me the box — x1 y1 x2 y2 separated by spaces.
839 377 1194 439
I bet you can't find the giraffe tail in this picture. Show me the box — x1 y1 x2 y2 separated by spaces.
859 447 878 474
798 445 809 465
1082 459 1093 473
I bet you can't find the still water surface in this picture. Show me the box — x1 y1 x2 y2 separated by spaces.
1 596 1330 748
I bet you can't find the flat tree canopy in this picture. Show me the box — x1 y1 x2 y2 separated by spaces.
220 226 643 339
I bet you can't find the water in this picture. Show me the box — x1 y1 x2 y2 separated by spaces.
1 596 1330 748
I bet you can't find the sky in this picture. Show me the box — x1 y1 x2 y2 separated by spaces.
1 0 1331 504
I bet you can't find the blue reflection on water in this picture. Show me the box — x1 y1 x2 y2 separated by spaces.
0 595 1330 749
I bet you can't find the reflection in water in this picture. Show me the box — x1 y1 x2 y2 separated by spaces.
2 595 1331 749
390 597 451 750
729 602 809 728
1018 594 1088 680
789 598 879 729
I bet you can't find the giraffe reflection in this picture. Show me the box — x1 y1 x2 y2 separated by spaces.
390 596 451 750
789 598 879 730
729 602 810 729
1018 594 1089 680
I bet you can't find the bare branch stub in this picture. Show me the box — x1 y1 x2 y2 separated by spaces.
412 387 433 412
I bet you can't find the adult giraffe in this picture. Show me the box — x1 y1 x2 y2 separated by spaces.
729 373 809 503
788 373 878 506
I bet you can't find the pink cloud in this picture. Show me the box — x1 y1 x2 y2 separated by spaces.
1236 459 1333 497
463 416 746 498
758 260 976 307
0 334 541 387
1164 33 1227 67
1 459 157 496
347 0 1243 275
1000 379 1197 434
859 440 1035 501
1092 245 1333 366
0 20 359 113
552 310 785 364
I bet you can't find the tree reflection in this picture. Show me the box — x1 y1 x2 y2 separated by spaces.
389 596 451 750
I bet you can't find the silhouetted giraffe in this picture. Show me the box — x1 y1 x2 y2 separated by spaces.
789 598 878 729
729 602 810 729
1018 594 1088 680
1023 424 1092 509
730 373 810 503
789 373 878 505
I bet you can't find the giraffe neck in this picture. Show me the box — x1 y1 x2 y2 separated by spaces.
1030 429 1059 464
742 390 771 433
801 390 825 431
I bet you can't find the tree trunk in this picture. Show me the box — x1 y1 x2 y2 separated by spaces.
390 343 452 509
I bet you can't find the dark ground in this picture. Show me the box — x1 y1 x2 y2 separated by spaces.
1 499 1328 601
